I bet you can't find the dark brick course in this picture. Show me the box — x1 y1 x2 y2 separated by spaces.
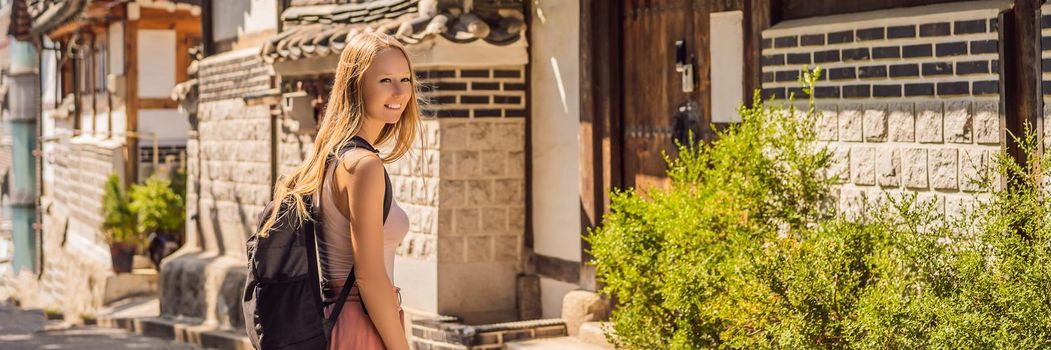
954 19 987 34
887 25 916 38
922 62 953 76
856 27 885 41
972 81 999 95
828 31 853 44
762 54 785 66
801 34 825 46
460 70 490 78
813 50 840 63
902 44 933 58
842 48 870 61
858 66 887 79
842 84 871 98
873 84 903 98
872 46 900 59
920 22 951 37
971 40 998 54
904 83 935 96
787 53 811 64
889 64 920 77
956 61 989 75
828 67 856 81
775 36 798 48
937 82 969 95
935 42 967 57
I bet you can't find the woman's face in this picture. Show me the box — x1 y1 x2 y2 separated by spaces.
361 48 412 124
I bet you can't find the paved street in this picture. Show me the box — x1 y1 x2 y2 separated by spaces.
0 303 205 350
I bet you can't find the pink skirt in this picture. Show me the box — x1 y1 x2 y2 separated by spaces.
323 286 404 350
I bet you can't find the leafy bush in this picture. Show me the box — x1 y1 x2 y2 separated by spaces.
129 175 185 235
588 71 1051 348
102 174 140 246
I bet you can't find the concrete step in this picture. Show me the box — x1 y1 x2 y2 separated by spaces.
504 336 610 350
578 322 614 348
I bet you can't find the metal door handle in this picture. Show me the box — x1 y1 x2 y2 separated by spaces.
675 40 694 93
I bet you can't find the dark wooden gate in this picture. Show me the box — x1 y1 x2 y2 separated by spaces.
620 0 751 191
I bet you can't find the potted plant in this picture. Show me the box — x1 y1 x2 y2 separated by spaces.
129 175 185 268
101 174 141 273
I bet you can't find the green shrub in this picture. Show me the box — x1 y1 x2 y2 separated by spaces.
102 174 140 246
129 175 185 235
588 70 1051 348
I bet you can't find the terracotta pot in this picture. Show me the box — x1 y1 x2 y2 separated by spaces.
110 243 136 273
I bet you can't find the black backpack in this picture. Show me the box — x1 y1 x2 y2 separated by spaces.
242 137 392 349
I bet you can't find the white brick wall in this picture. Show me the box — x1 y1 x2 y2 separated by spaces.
763 2 1006 218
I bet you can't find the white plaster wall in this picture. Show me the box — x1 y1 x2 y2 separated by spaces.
108 22 124 75
540 277 578 319
137 30 176 98
711 11 744 123
394 256 438 314
93 112 109 135
530 0 582 263
41 41 59 190
212 0 277 42
137 109 189 146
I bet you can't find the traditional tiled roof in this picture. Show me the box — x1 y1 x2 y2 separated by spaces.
262 0 526 63
7 0 32 40
24 0 88 37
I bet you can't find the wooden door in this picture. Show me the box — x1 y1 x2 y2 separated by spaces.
619 0 750 192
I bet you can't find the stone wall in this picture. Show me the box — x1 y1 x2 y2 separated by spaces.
162 47 273 331
390 64 528 345
761 2 1005 218
5 138 123 317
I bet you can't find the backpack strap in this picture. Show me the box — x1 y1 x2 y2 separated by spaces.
322 136 392 335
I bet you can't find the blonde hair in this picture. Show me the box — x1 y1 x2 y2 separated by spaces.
258 32 421 237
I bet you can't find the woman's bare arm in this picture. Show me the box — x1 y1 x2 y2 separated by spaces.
333 150 410 350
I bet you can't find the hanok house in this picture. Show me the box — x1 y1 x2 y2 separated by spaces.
1 0 201 318
162 0 1048 348
163 0 550 347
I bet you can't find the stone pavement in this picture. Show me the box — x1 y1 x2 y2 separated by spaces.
0 302 208 350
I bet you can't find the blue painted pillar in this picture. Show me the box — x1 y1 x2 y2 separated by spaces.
7 40 39 273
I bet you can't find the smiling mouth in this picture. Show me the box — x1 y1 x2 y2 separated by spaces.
384 103 402 109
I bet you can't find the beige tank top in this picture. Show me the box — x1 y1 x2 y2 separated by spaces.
315 154 410 283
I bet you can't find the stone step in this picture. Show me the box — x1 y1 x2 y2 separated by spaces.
98 316 251 350
578 322 614 348
504 336 610 350
102 271 159 305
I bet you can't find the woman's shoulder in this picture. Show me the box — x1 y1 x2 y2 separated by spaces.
334 148 384 178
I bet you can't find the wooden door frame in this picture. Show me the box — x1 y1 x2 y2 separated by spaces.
578 0 624 291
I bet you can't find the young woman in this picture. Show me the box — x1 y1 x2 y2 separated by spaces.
257 32 419 350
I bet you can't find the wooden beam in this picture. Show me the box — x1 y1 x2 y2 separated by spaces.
139 98 179 110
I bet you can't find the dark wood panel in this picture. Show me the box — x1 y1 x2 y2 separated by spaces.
779 0 962 21
622 0 693 191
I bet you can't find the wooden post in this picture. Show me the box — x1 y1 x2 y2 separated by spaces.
1000 0 1043 186
125 12 139 185
743 0 774 107
578 0 623 290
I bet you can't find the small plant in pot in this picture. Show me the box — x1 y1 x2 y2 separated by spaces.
101 174 142 273
129 175 185 269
